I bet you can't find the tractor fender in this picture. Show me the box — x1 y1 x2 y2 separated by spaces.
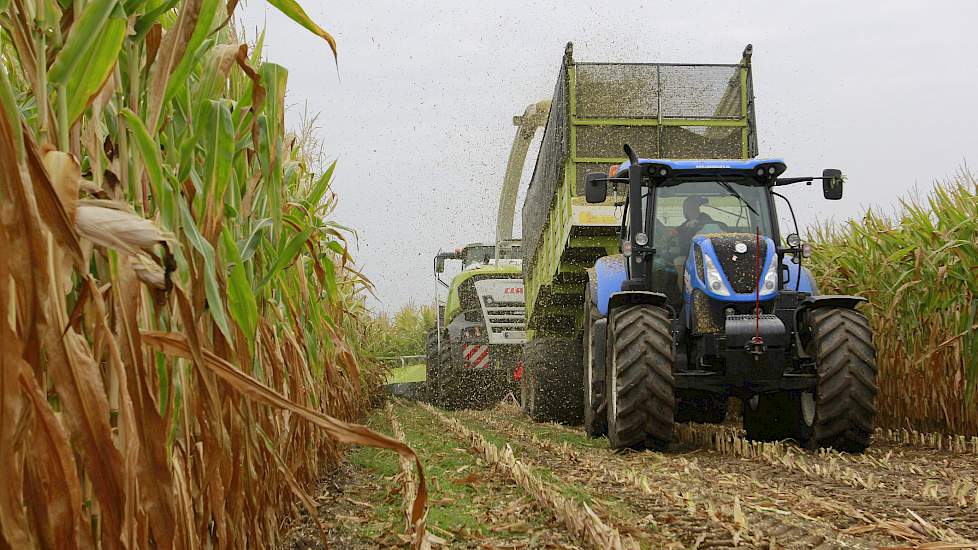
783 259 819 294
800 295 868 311
608 291 670 314
594 255 627 316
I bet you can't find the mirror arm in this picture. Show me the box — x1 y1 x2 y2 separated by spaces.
771 190 803 291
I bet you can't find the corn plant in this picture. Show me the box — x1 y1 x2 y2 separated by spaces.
0 0 424 547
809 172 978 436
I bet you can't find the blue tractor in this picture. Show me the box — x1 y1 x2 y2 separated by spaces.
582 145 877 453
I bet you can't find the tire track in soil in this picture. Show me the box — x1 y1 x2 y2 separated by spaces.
393 403 585 549
490 410 978 547
682 423 978 506
457 409 875 550
416 402 638 549
672 423 978 540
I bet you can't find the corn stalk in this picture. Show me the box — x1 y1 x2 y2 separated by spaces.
809 172 978 436
0 0 424 548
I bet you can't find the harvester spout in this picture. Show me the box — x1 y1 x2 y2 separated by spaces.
495 100 550 244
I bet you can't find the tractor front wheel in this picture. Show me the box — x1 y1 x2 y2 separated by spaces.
805 307 878 452
606 305 675 451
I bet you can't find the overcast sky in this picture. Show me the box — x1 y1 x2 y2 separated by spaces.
239 1 978 313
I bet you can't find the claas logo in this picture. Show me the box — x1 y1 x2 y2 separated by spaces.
504 287 524 294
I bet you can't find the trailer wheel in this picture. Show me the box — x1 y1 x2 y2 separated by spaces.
583 287 607 437
520 337 583 424
607 304 675 451
804 307 878 453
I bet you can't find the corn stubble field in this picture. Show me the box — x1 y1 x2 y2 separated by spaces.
2 0 977 548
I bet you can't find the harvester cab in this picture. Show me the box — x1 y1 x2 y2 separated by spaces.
582 144 877 454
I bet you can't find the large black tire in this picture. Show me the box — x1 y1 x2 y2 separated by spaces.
520 337 583 424
676 390 727 424
805 307 878 452
606 305 676 451
435 336 455 408
583 286 608 437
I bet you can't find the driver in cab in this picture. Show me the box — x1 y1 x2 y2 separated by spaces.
676 195 728 243
666 196 729 285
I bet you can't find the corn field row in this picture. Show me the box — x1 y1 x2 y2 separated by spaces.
810 172 978 435
0 0 424 547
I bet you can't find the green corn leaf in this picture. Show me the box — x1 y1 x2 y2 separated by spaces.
198 99 234 212
222 228 258 347
258 226 313 289
303 161 336 211
265 0 336 60
163 0 220 105
51 1 127 124
241 218 272 262
48 0 117 85
178 198 233 341
120 109 165 199
133 0 180 39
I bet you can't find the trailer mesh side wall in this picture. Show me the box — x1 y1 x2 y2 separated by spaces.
522 56 756 274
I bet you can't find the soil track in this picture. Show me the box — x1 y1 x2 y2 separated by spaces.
285 399 978 549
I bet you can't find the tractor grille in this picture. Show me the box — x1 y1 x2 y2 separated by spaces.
711 235 767 295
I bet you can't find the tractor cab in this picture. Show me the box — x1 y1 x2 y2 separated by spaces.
585 157 839 315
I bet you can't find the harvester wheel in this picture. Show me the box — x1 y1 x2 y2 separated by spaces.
436 336 457 409
520 337 583 424
804 307 878 452
607 305 675 451
583 287 608 437
423 329 440 403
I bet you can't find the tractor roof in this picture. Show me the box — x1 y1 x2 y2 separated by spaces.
616 158 787 181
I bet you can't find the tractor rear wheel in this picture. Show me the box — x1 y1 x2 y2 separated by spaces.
520 337 583 424
805 307 878 452
607 305 675 451
583 287 608 437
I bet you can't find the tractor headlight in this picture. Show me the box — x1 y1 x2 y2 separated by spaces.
760 258 779 295
701 253 731 296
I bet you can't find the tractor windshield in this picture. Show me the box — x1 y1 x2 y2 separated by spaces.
643 179 775 299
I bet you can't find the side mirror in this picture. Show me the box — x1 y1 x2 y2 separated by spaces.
435 257 445 273
822 169 844 200
584 172 608 204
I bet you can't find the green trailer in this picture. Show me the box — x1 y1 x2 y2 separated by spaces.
519 43 758 422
